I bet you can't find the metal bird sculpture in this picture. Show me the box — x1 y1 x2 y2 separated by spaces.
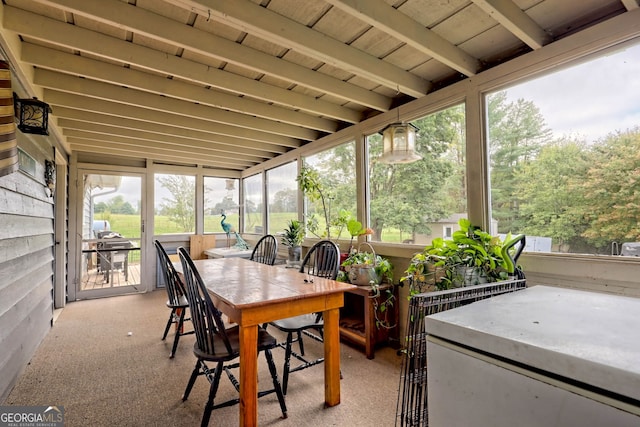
220 210 249 250
220 210 233 248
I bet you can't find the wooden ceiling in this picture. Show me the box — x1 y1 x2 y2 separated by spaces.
0 0 636 171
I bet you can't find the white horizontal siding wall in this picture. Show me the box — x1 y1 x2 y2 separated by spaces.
0 150 55 402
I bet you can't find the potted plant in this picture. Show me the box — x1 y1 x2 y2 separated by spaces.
281 219 305 266
339 248 393 286
345 217 373 254
297 165 349 241
401 218 520 295
338 243 396 329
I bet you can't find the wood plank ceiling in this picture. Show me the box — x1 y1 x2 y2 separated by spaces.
0 0 635 171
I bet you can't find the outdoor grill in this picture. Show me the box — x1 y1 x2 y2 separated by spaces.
97 232 133 283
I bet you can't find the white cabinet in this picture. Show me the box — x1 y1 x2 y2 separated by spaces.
425 286 640 427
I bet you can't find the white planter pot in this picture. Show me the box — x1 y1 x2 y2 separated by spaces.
346 265 380 286
453 266 488 287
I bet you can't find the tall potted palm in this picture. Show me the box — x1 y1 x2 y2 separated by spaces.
281 219 305 267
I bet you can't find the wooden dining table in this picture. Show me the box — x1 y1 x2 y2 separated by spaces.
176 257 355 426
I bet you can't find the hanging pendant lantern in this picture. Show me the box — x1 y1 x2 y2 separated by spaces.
379 122 421 164
224 178 236 200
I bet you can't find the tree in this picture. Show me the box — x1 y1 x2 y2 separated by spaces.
488 92 553 233
94 196 135 214
516 138 590 251
271 188 297 213
157 175 195 232
368 105 463 241
95 201 108 213
581 128 640 247
310 143 357 216
301 144 357 239
212 197 239 215
110 195 135 214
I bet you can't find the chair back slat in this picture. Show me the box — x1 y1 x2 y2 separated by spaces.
299 240 340 279
178 247 234 356
250 234 278 265
155 240 186 304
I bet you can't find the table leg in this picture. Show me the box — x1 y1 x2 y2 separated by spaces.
323 307 341 407
239 324 258 427
365 292 375 359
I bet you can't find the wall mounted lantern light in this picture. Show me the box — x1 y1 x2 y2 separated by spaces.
14 93 51 135
379 121 421 164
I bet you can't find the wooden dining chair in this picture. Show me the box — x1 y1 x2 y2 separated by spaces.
250 234 278 265
177 247 287 426
155 240 194 358
265 240 340 394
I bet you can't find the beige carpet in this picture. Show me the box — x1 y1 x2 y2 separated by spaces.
4 290 403 426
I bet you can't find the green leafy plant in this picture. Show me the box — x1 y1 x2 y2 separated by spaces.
297 166 350 241
340 251 394 285
281 219 305 247
338 246 396 329
401 218 520 295
345 217 373 253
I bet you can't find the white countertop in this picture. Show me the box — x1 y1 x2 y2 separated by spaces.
204 247 253 259
425 285 640 401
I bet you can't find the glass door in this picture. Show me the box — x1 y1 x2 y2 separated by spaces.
77 172 144 298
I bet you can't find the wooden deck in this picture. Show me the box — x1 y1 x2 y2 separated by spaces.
81 264 141 290
81 243 142 291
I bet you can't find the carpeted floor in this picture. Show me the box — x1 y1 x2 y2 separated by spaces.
4 290 403 426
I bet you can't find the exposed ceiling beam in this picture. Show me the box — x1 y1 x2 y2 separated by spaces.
34 69 321 141
471 0 552 49
3 0 626 172
175 0 431 98
44 90 302 148
4 9 367 121
22 43 339 133
19 1 392 110
53 107 287 155
58 119 275 160
63 128 266 164
325 0 481 76
69 138 252 169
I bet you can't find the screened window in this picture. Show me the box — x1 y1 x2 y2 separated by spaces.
367 105 467 244
154 173 195 234
303 141 356 240
243 173 264 234
487 42 640 255
266 162 298 234
204 177 239 233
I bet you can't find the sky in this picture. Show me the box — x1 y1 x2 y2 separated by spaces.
91 174 141 209
501 42 640 144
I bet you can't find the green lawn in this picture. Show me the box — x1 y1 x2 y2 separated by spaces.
94 213 409 243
